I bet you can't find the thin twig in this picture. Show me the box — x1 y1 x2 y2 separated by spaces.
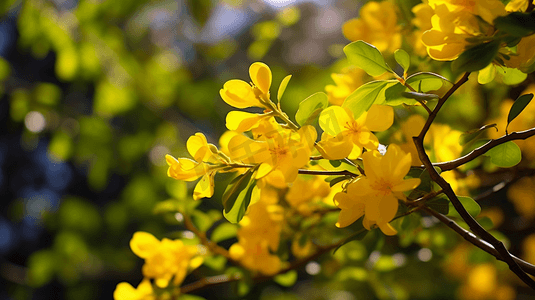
433 127 535 171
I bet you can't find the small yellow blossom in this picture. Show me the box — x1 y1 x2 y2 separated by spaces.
167 133 226 200
129 232 202 288
333 144 420 235
220 62 272 109
228 122 316 182
342 1 402 54
286 175 331 215
317 104 393 160
113 279 155 300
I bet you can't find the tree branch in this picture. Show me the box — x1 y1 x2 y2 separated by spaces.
434 127 535 171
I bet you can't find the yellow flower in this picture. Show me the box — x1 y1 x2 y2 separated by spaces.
503 34 535 72
421 0 506 61
220 62 273 109
129 232 202 288
166 133 225 200
324 67 366 106
342 1 402 54
507 176 535 220
411 2 435 57
317 104 393 160
228 123 316 182
113 279 155 300
286 174 331 215
333 144 420 235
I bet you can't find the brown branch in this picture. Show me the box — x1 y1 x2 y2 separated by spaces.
434 127 535 171
413 72 535 289
298 169 359 177
423 206 535 276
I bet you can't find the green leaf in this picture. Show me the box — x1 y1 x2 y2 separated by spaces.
343 41 393 76
383 83 418 106
459 124 497 146
342 80 393 119
405 72 451 92
295 92 328 126
507 94 533 132
223 179 256 224
485 141 522 168
222 171 253 213
210 223 238 243
477 216 494 230
394 49 410 73
494 12 535 38
327 175 352 187
274 270 298 287
277 74 292 102
447 196 481 219
478 64 496 84
451 40 501 73
496 66 527 85
426 196 450 215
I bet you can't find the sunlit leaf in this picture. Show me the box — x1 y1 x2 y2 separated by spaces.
485 141 522 167
295 92 328 126
496 66 527 85
274 270 298 287
447 196 481 219
342 80 393 119
277 74 292 102
478 64 496 84
394 49 410 73
223 171 256 223
405 72 451 92
343 40 393 76
459 124 497 146
211 223 238 243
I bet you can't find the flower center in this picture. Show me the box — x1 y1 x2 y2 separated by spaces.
370 178 393 195
344 121 361 135
270 146 288 161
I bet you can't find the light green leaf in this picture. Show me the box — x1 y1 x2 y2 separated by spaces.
211 223 238 242
405 72 451 92
343 41 393 76
451 40 501 73
496 66 527 85
274 270 298 287
478 64 496 84
485 141 522 168
295 92 328 126
447 196 481 219
277 74 292 102
383 82 418 106
342 80 393 119
394 49 410 73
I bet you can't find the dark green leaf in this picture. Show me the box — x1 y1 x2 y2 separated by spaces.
447 196 481 219
426 196 450 215
327 175 352 187
342 80 393 119
507 94 533 132
494 11 535 38
477 216 494 230
223 179 256 224
343 41 393 76
222 170 254 214
394 49 410 73
459 124 497 146
333 217 367 254
187 0 214 27
485 141 522 167
451 40 501 73
384 82 418 106
295 92 328 126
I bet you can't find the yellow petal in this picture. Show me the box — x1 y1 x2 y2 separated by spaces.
319 106 353 136
130 231 159 258
249 62 272 95
299 125 317 149
365 104 394 132
113 282 137 300
220 79 262 108
186 133 217 163
256 162 274 179
317 133 353 160
167 156 207 181
377 194 398 223
228 134 269 164
336 206 364 228
226 111 266 132
193 172 215 200
392 178 421 192
378 222 398 235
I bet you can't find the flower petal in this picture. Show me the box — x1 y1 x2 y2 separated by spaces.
378 222 398 236
319 106 353 136
220 79 262 108
365 104 394 132
249 62 272 95
193 172 215 200
226 111 266 132
130 231 159 258
392 178 421 192
317 132 353 160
